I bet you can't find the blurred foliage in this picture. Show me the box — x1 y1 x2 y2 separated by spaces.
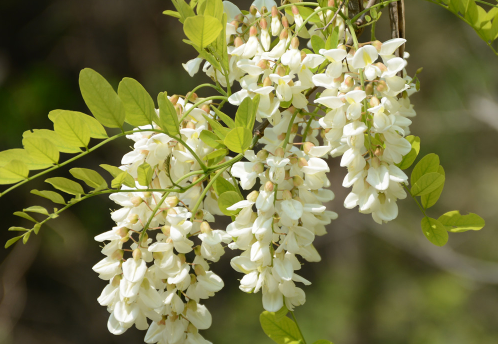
0 0 497 343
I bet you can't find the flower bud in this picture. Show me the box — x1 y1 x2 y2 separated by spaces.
249 26 258 37
190 273 197 284
365 83 374 95
117 227 129 238
194 245 202 256
257 149 269 160
345 76 354 88
416 67 424 74
168 208 177 216
252 162 265 173
234 36 244 48
175 103 183 117
111 274 122 287
328 0 336 6
370 96 380 107
301 50 307 61
133 248 142 260
165 196 179 208
291 36 299 50
259 17 268 30
187 299 197 311
291 123 299 134
130 196 143 207
289 156 298 165
186 121 196 130
370 157 381 169
271 6 279 17
200 104 210 114
264 181 274 192
230 20 239 29
375 62 387 72
121 236 130 243
282 189 292 200
128 213 139 224
170 94 180 105
376 80 387 92
276 65 286 77
374 147 383 157
303 142 315 154
141 277 150 290
194 264 206 276
298 157 308 167
200 221 212 234
372 40 382 51
274 147 285 158
282 16 289 28
185 92 197 102
293 175 304 187
257 59 269 70
247 190 259 203
195 209 204 220
277 132 286 141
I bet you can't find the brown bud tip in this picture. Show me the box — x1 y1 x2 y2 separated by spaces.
376 80 387 92
263 76 272 87
170 95 180 105
257 149 269 160
374 147 383 157
250 5 257 15
298 157 308 168
281 16 289 28
252 162 265 173
271 6 278 17
201 104 210 113
257 59 269 70
370 96 380 107
162 225 171 236
293 175 304 187
345 76 354 88
292 5 299 15
372 40 382 52
365 83 374 95
291 123 299 134
259 18 268 30
282 189 292 200
276 65 286 77
117 227 129 238
234 36 244 48
291 36 299 49
250 25 258 37
194 264 206 276
200 221 212 234
247 190 259 203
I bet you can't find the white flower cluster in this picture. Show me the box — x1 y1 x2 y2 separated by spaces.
181 0 419 311
92 97 234 344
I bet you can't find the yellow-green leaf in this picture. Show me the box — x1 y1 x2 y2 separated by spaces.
0 149 52 171
22 136 59 165
411 153 440 185
410 172 445 196
218 190 242 216
118 77 157 127
438 210 485 232
0 159 29 184
112 170 136 189
31 189 66 205
23 129 82 154
397 135 420 170
137 162 153 187
5 236 22 249
184 15 223 49
260 311 304 344
46 177 85 195
53 111 91 148
70 168 107 189
421 165 445 209
200 130 224 149
224 127 252 153
23 206 49 215
421 217 448 246
79 68 126 129
157 92 180 137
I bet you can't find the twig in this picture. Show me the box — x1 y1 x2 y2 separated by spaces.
316 0 346 32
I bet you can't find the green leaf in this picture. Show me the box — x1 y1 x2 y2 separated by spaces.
260 311 304 344
33 223 41 234
14 211 38 223
22 136 59 165
0 159 29 184
31 190 66 205
397 135 420 170
235 95 258 131
218 191 242 216
274 305 289 321
438 210 485 232
100 164 136 188
137 162 153 187
23 129 82 154
202 114 230 139
198 0 224 21
325 26 340 49
211 106 235 128
9 227 29 232
79 68 126 129
313 341 334 344
421 217 449 246
22 232 31 244
5 236 22 249
118 77 157 127
46 177 85 195
200 130 224 149
157 92 180 137
421 165 445 209
410 153 440 185
204 148 228 162
0 149 52 171
410 172 445 196
53 110 91 148
70 168 107 189
49 110 108 139
311 35 325 54
23 206 49 215
111 170 136 188
184 15 223 49
211 12 228 70
285 6 321 24
224 127 252 153
163 10 181 19
186 40 223 71
213 177 235 196
171 0 195 23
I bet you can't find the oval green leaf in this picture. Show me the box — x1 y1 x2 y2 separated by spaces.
410 172 445 196
184 15 223 49
22 136 59 165
224 127 252 153
0 159 29 184
157 92 180 137
70 168 107 189
421 165 445 209
79 68 126 129
411 153 440 185
218 191 242 216
45 177 85 195
31 189 66 205
438 210 485 233
260 311 304 344
118 77 157 127
421 217 448 247
53 111 91 148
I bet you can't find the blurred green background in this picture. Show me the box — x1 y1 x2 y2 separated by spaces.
0 1 497 343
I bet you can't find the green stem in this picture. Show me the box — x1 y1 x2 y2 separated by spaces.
282 109 301 150
190 166 229 216
189 83 227 98
179 96 228 123
174 136 208 172
403 184 428 218
0 128 165 198
290 311 307 344
140 191 170 242
350 0 399 23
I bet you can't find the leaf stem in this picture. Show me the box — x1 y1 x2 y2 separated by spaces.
290 311 307 344
179 96 228 123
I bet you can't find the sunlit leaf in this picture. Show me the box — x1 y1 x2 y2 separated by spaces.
46 177 85 195
438 210 485 232
157 92 180 137
410 153 440 185
421 217 448 246
53 111 91 148
22 136 59 165
0 159 29 184
118 77 157 127
218 190 242 216
184 15 223 49
224 127 252 153
31 189 66 205
70 168 107 189
260 311 304 344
